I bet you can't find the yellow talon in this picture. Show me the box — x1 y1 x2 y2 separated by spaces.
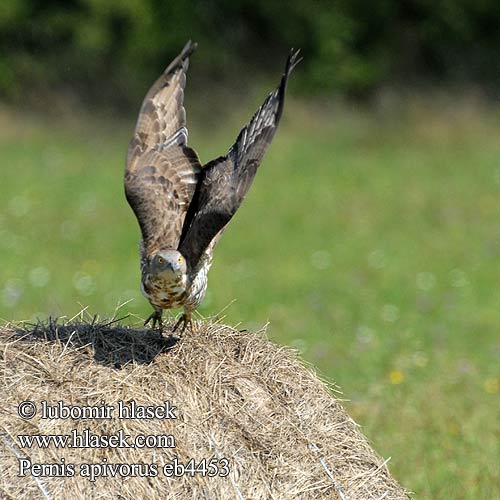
173 313 193 334
144 310 163 330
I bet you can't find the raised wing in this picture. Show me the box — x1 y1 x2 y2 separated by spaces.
127 40 197 167
179 49 301 269
125 147 201 254
125 41 201 255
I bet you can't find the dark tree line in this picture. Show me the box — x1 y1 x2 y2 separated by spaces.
1 0 499 108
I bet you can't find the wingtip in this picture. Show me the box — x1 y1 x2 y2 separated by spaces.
162 40 198 77
182 40 198 58
277 47 301 97
286 48 303 75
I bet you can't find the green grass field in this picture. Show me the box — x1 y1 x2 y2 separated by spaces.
0 96 499 498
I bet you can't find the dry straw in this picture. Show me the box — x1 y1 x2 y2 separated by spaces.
0 316 411 499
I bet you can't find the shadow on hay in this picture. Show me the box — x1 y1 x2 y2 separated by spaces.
1 318 412 499
12 318 178 368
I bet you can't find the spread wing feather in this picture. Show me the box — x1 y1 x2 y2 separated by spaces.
125 147 201 254
125 41 202 255
179 49 301 269
127 40 197 167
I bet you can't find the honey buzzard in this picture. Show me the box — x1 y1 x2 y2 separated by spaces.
125 41 300 333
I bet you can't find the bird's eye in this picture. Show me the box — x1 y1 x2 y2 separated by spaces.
178 256 183 263
157 257 164 265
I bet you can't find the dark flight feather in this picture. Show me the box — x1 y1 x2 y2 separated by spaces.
179 49 302 269
125 41 202 255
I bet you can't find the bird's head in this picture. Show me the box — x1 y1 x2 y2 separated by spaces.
151 250 187 279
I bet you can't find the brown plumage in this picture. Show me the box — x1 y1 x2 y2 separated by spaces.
125 41 301 334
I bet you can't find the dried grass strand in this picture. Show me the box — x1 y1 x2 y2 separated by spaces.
0 317 411 500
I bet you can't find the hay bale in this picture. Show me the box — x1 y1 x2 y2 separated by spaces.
0 319 410 499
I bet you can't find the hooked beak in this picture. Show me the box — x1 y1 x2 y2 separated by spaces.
152 260 174 277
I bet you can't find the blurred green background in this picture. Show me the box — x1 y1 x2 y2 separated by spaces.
0 1 499 499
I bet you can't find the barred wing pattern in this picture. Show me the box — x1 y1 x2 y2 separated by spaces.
125 147 201 254
179 49 302 269
125 41 202 254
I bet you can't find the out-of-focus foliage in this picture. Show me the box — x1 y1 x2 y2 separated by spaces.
1 0 500 106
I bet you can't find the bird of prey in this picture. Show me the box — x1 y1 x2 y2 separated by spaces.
125 41 300 333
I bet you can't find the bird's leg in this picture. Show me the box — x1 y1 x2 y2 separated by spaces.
172 310 193 334
144 309 163 331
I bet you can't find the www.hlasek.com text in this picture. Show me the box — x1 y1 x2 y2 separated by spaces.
18 428 176 449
